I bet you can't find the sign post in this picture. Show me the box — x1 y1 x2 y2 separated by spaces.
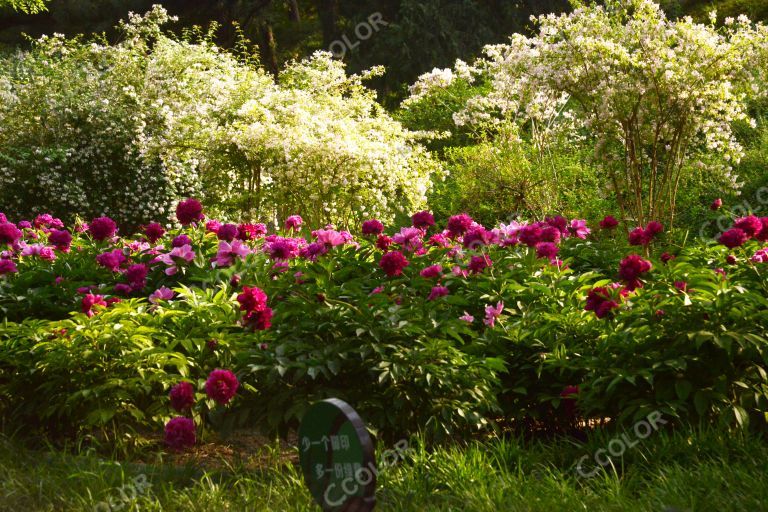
298 398 376 511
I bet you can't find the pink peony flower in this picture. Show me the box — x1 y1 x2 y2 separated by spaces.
143 222 166 243
34 214 64 229
411 211 435 230
213 240 251 268
751 248 768 263
154 245 195 276
313 229 348 247
204 369 239 405
420 264 442 279
237 286 268 312
483 301 504 327
169 382 195 411
205 220 221 234
149 287 175 304
96 249 126 272
380 250 409 277
164 417 196 451
428 285 450 301
0 222 22 245
21 244 56 261
568 219 590 239
362 219 384 236
392 227 423 252
719 228 748 249
463 226 492 249
265 237 302 260
176 198 204 225
88 217 117 241
284 215 303 231
459 312 475 323
81 294 107 317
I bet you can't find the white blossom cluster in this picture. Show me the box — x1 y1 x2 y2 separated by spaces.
0 6 440 228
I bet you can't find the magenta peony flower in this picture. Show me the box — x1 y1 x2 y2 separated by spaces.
284 215 303 231
539 226 562 244
420 264 443 279
379 251 409 277
143 222 166 243
585 287 619 318
299 242 328 261
618 254 652 291
237 223 267 241
446 214 474 237
172 235 192 248
34 214 64 229
545 215 568 234
237 286 268 312
169 382 195 411
719 228 748 249
645 221 663 236
733 216 762 238
756 218 768 242
149 287 175 304
376 234 393 251
244 307 273 330
628 227 649 246
176 198 204 225
568 219 591 239
124 263 148 290
0 213 6 223
164 417 196 451
484 301 504 327
710 198 723 211
463 226 492 249
205 369 239 405
535 242 559 260
18 220 32 229
0 259 18 275
428 285 450 301
599 216 619 229
205 220 221 234
0 222 22 245
217 223 239 242
468 254 492 274
81 294 107 317
675 281 689 293
362 219 384 236
96 249 126 272
89 217 117 241
392 227 423 252
48 229 72 251
518 224 543 247
21 244 56 261
114 283 133 295
266 237 302 260
411 211 435 230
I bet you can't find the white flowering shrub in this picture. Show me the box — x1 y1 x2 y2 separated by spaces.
0 6 439 229
406 0 768 226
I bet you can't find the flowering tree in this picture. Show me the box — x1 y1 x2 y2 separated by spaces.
407 0 768 227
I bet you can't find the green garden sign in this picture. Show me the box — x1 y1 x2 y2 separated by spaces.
298 398 376 511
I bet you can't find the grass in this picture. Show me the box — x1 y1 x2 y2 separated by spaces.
1 427 767 511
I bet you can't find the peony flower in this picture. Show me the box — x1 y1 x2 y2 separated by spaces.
96 249 126 272
0 259 18 275
114 283 133 295
0 222 22 245
468 254 492 274
176 198 204 225
244 307 273 330
483 301 504 327
217 223 239 242
362 219 384 236
392 227 423 252
535 242 559 260
172 235 192 248
751 248 768 263
237 286 268 312
628 227 650 246
618 254 652 291
213 240 251 268
420 264 442 279
143 222 166 243
518 224 543 247
757 218 768 242
204 369 239 405
710 198 723 211
265 237 302 260
21 244 56 261
645 221 663 236
411 211 435 230
446 214 474 237
428 285 450 301
81 294 107 317
719 228 748 248
149 287 175 304
379 250 409 277
585 287 619 319
48 229 72 251
205 220 221 234
284 215 303 231
463 226 492 249
459 312 474 323
299 242 328 261
313 229 348 247
164 417 196 451
599 215 619 229
733 216 762 238
88 217 117 241
660 252 675 264
169 382 195 411
154 245 195 276
34 214 64 230
546 215 568 234
376 234 393 251
237 223 267 241
726 254 738 265
539 226 562 244
17 220 32 229
568 219 590 239
124 263 148 290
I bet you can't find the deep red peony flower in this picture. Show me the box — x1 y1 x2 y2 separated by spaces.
237 286 268 312
88 217 117 241
362 219 384 236
176 198 204 225
411 211 435 230
710 198 723 211
376 234 393 251
618 254 652 291
599 215 619 229
446 214 474 237
169 381 195 411
164 417 196 450
48 229 72 251
468 254 492 274
379 250 409 277
518 224 543 247
719 228 748 248
628 227 650 246
535 241 559 260
124 263 148 290
217 224 239 242
733 216 762 238
143 222 166 243
0 222 21 245
245 307 273 330
204 369 239 405
420 264 442 279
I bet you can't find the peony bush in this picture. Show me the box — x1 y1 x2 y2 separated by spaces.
2 199 768 444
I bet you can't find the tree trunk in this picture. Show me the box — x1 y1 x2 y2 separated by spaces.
259 20 279 77
314 0 339 46
287 0 300 22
